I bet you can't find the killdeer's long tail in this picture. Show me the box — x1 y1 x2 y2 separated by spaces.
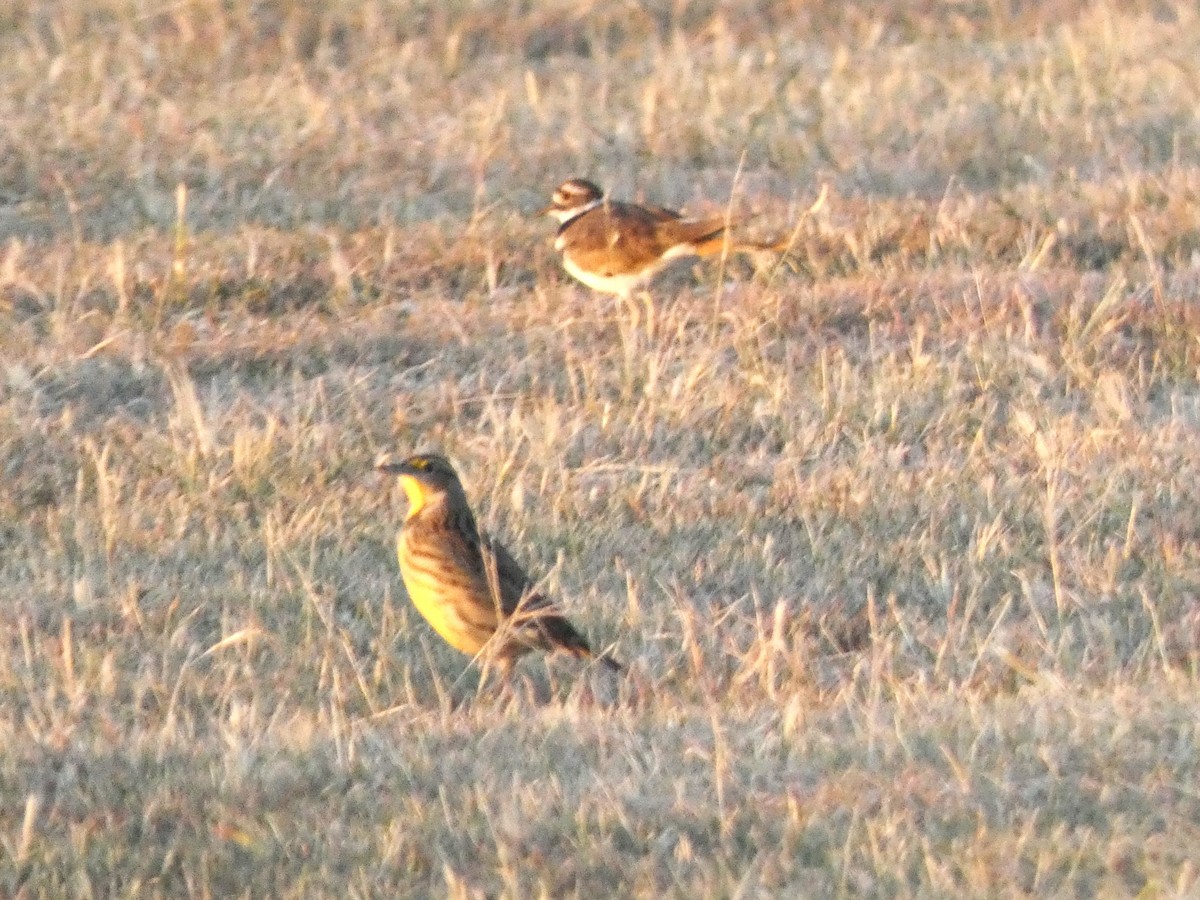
689 229 792 257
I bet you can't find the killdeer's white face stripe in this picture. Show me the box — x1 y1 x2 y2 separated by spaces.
551 196 602 227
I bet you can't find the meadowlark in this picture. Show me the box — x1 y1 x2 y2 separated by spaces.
376 452 621 679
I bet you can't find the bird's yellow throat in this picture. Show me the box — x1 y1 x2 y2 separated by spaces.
398 475 431 517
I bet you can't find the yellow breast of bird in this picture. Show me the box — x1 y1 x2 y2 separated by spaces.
396 533 494 657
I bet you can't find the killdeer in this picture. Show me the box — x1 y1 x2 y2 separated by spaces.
539 177 781 299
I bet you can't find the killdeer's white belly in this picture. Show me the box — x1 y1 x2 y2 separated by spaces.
560 255 659 298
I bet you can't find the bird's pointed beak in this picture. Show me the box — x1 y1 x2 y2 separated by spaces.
533 203 555 218
374 453 408 474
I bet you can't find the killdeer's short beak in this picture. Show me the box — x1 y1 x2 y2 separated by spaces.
533 203 555 218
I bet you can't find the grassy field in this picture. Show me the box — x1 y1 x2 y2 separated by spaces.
3 0 1200 895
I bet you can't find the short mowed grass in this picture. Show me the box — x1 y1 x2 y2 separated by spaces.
3 0 1200 896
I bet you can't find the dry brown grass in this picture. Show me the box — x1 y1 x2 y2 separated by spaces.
3 0 1200 896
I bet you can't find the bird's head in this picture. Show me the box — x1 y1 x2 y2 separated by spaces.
375 452 467 517
537 177 604 223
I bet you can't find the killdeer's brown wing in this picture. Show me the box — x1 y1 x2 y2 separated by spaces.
655 214 730 256
619 201 761 257
611 201 729 253
557 201 728 276
640 202 683 222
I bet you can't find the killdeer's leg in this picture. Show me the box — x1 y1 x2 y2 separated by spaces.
639 289 657 339
615 288 642 395
622 289 640 332
614 287 641 336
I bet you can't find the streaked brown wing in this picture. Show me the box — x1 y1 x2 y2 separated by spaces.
482 531 543 615
483 531 595 658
